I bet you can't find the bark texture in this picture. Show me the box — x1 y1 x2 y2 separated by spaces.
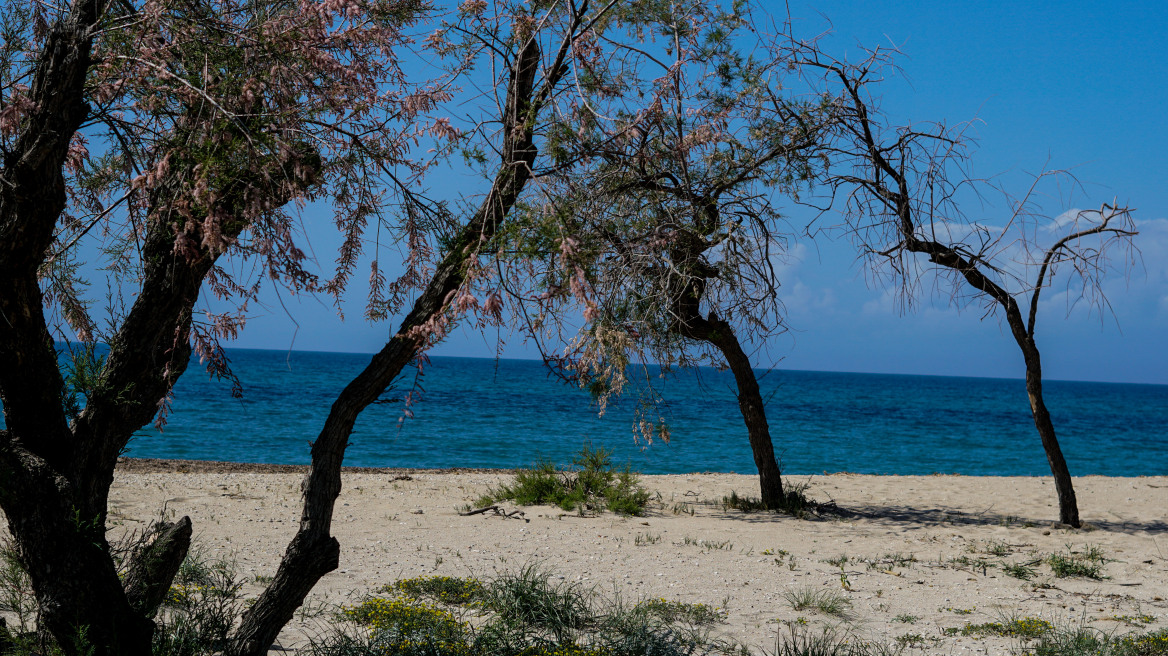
677 312 785 507
224 28 572 656
830 69 1082 528
122 517 194 619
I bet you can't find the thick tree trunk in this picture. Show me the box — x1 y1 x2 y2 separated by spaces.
0 458 156 656
223 34 549 656
1022 345 1080 527
0 1 158 654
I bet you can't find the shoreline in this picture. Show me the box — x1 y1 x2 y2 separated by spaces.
115 456 1164 478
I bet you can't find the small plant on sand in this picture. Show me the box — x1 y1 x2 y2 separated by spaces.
633 533 661 547
484 445 651 516
983 540 1012 556
721 480 817 518
381 576 487 606
960 616 1053 639
1047 544 1107 579
634 598 727 626
892 614 919 624
1029 625 1168 656
782 589 852 618
1003 562 1039 580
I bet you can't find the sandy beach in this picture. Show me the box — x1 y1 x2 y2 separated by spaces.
24 460 1168 653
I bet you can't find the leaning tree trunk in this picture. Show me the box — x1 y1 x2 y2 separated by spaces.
1021 343 1080 527
681 313 785 508
223 32 555 656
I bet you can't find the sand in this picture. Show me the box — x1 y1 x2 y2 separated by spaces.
19 460 1168 653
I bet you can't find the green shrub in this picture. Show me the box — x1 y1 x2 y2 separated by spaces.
382 576 486 606
154 551 245 656
486 446 651 516
781 589 851 618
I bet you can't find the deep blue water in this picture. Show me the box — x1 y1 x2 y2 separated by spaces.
4 349 1167 475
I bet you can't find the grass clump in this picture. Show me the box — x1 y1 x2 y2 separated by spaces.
485 446 651 516
1047 544 1107 579
781 589 852 618
768 627 902 656
319 565 733 656
1030 626 1168 656
721 481 818 518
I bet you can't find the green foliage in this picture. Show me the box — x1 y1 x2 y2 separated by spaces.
0 540 243 656
1031 626 1168 656
342 597 469 655
60 343 105 420
477 565 591 641
319 566 732 656
0 541 46 655
781 589 851 618
633 598 726 626
1002 562 1038 580
721 481 816 518
1047 545 1107 579
382 576 486 606
766 627 902 656
959 617 1053 639
486 446 651 516
155 551 245 656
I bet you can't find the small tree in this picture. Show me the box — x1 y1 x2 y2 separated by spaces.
499 4 833 508
0 0 449 653
799 45 1137 527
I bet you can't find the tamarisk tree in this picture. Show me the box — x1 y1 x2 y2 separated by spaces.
500 4 834 509
3 0 682 652
801 45 1137 527
223 1 640 652
0 0 452 653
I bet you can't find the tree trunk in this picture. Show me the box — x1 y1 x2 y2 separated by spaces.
223 34 550 656
122 517 193 618
1022 344 1080 527
707 328 785 508
688 315 784 507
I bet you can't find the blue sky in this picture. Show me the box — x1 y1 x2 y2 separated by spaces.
218 1 1168 385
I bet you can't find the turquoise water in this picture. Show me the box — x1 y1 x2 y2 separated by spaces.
4 348 1166 474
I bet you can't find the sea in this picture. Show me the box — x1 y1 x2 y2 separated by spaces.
4 348 1167 475
100 350 1168 475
